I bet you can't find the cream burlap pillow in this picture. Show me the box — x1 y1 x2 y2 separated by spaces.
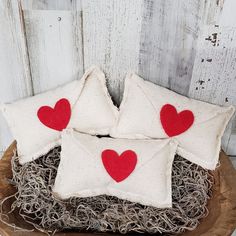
1 67 118 164
111 73 235 170
53 129 177 208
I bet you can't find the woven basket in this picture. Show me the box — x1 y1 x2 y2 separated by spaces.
0 142 236 236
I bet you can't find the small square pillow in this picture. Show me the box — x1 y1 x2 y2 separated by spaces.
53 129 178 208
110 73 235 170
1 66 118 164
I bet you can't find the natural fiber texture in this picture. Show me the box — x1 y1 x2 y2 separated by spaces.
0 146 214 235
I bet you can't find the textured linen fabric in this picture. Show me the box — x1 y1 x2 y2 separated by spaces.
70 66 118 135
110 73 235 170
1 66 118 164
53 129 178 208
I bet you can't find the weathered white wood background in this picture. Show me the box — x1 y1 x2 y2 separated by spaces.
0 0 236 157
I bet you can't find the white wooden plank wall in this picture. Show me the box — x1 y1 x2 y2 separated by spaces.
0 0 236 157
22 1 84 93
189 0 236 154
0 0 32 156
82 0 143 104
138 0 203 95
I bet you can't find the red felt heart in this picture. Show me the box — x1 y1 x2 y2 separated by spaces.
160 104 194 137
37 98 71 131
101 149 137 183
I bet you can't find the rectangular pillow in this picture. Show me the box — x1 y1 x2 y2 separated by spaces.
1 66 118 164
110 73 235 170
53 129 178 208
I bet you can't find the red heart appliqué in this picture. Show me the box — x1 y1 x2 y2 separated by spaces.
37 98 71 131
101 149 137 183
160 104 194 137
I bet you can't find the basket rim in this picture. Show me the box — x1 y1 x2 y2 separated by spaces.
0 142 236 236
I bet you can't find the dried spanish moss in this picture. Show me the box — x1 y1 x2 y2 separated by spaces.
0 146 214 235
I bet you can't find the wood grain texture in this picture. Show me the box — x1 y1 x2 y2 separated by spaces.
0 143 236 235
0 0 32 157
189 2 236 154
218 0 236 156
138 0 205 96
23 8 84 94
21 0 79 10
230 156 236 168
137 0 225 96
82 0 143 104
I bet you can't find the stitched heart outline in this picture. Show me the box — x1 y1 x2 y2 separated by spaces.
37 98 71 131
160 104 194 137
101 149 137 183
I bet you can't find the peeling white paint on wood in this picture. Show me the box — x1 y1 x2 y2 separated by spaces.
82 0 143 104
188 28 236 152
138 0 205 96
0 0 32 155
189 5 236 154
189 27 236 108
